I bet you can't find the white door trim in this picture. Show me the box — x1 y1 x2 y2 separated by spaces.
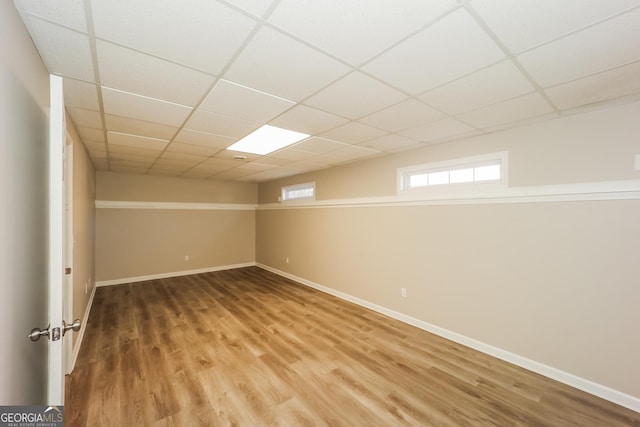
64 133 74 375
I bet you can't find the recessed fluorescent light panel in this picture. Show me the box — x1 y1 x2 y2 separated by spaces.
226 125 309 155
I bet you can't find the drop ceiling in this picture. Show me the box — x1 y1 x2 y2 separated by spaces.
13 0 640 182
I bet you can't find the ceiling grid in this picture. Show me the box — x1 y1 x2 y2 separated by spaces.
11 0 640 182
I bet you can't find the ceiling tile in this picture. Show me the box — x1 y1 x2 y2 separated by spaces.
305 71 407 119
200 79 295 122
517 8 640 87
221 0 276 17
248 156 292 166
545 61 640 110
181 168 214 179
108 144 162 157
236 162 277 172
104 114 178 140
146 168 184 176
83 140 107 153
25 17 94 81
420 60 534 114
153 158 202 170
91 0 257 74
107 131 169 151
456 92 554 129
320 122 387 144
161 152 209 163
174 129 235 149
471 0 640 53
88 151 108 160
109 161 154 171
185 109 260 138
164 142 220 157
239 167 307 182
97 40 215 106
63 78 99 110
287 158 332 171
101 87 192 126
359 99 445 132
78 127 105 143
270 148 317 161
109 162 152 171
358 134 422 153
399 117 476 143
110 151 158 164
91 159 109 170
269 0 458 65
213 168 259 180
224 26 350 101
268 105 349 134
20 0 87 32
482 112 558 134
196 158 239 172
317 144 381 164
214 150 262 162
110 165 151 174
67 107 102 129
290 137 347 154
363 9 504 94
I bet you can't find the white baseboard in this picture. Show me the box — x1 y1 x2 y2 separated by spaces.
256 263 640 413
69 283 96 373
95 262 257 287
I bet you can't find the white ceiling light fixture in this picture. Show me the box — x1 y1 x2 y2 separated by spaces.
226 125 309 155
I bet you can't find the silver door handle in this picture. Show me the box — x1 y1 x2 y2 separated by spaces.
28 325 50 342
63 319 81 336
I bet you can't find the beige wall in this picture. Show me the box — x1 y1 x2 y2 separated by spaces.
257 102 640 399
97 171 257 203
95 172 257 282
68 120 96 348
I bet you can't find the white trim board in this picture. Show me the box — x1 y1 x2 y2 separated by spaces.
70 283 96 374
95 262 256 287
256 263 640 413
96 200 257 211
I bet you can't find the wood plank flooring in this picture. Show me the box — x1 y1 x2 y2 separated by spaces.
66 267 640 426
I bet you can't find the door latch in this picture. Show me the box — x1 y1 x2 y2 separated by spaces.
28 321 78 342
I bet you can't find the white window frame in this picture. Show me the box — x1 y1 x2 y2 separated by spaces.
281 182 315 202
397 152 508 194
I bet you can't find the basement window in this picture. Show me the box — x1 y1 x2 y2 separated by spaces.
398 152 507 193
281 182 315 201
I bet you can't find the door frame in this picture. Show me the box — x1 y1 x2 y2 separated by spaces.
64 132 74 375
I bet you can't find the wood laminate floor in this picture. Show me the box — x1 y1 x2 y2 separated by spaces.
66 267 639 426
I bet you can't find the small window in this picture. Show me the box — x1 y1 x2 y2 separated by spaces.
281 182 315 201
398 152 507 193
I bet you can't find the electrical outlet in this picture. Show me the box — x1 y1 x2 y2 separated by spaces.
401 288 407 298
286 257 289 264
85 281 88 294
185 255 190 261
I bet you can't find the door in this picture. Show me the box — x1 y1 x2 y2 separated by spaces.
0 75 77 405
0 55 50 403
